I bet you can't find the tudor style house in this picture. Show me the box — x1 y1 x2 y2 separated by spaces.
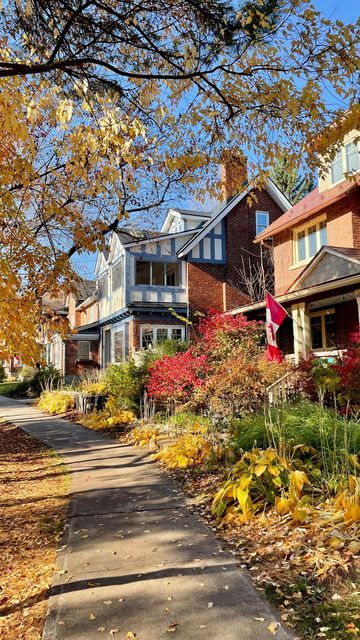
235 125 360 362
94 164 291 366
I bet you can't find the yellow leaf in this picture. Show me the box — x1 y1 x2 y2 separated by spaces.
275 496 291 515
254 464 267 477
290 470 310 495
268 621 280 635
344 502 360 524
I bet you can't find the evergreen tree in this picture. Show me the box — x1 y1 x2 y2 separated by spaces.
271 156 315 205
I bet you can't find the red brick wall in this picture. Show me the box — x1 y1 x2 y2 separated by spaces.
274 190 360 295
336 300 359 348
64 339 100 376
188 186 284 314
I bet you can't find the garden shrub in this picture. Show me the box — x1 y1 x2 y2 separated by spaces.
38 389 75 414
102 361 143 409
212 443 360 526
0 363 5 382
147 351 208 405
79 380 107 395
29 365 62 395
80 409 136 431
154 433 212 469
129 424 165 446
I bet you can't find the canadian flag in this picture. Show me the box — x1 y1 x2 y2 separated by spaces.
265 292 288 363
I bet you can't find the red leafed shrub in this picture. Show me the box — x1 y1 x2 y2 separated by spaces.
197 310 264 360
147 351 208 404
334 332 360 406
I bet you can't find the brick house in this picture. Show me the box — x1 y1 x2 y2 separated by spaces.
46 281 100 379
94 165 291 364
231 126 360 362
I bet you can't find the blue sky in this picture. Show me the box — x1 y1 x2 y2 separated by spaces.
71 0 359 278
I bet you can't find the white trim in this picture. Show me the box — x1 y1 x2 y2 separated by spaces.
124 229 197 249
140 324 185 349
288 245 360 292
177 178 291 258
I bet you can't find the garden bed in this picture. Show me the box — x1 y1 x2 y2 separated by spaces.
0 420 69 640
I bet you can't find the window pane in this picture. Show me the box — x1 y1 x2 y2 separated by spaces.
345 141 360 173
113 329 124 362
330 150 343 184
324 313 336 349
152 262 164 286
166 263 181 286
308 225 317 257
141 328 153 349
171 328 183 341
297 230 306 262
256 211 269 236
78 341 90 360
98 275 108 298
136 261 151 285
112 259 123 292
319 220 327 247
156 328 168 343
310 316 323 349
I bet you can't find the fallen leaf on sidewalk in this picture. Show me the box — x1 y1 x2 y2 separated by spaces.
167 622 178 633
89 613 96 620
268 621 280 635
97 627 106 632
109 628 119 635
254 617 265 622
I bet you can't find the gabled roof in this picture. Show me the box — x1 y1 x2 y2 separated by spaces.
161 207 211 233
287 245 360 292
177 178 291 258
255 177 360 242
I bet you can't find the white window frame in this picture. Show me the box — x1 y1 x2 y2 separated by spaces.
255 210 269 236
330 139 360 186
77 341 90 361
113 327 125 363
292 215 327 268
140 325 185 349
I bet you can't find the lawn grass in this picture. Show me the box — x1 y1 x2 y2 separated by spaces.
0 420 69 639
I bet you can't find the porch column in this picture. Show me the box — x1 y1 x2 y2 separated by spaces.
355 289 360 326
291 302 311 363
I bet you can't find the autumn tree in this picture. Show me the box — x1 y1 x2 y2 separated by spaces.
0 0 359 362
271 155 315 204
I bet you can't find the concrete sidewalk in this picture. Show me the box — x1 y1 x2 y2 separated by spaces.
0 396 291 640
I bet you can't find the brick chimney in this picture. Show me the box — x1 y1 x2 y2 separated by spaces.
220 150 247 202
